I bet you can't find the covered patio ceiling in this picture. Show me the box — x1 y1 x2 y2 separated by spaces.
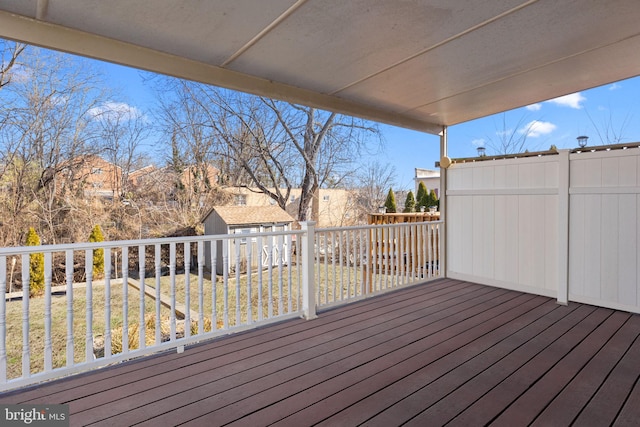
1 1 639 135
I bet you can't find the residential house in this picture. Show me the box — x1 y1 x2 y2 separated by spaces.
225 187 358 227
414 168 440 198
128 163 220 204
57 155 122 200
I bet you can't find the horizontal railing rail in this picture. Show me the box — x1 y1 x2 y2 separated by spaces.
0 221 443 390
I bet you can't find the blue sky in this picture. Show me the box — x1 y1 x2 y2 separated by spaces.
379 77 640 188
100 61 640 190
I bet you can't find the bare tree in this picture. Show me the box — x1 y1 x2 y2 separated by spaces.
352 161 397 222
0 40 25 90
94 102 150 198
585 108 632 146
156 80 380 222
0 46 109 245
484 112 541 155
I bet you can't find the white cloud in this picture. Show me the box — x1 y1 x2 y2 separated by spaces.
518 120 557 138
546 93 586 109
88 101 143 121
526 103 542 111
471 138 485 147
7 64 32 83
609 83 622 91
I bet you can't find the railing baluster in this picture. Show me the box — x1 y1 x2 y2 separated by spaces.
256 235 263 321
316 233 329 304
411 224 417 281
315 233 321 303
385 225 390 288
138 245 146 349
154 244 161 345
222 239 229 329
429 223 434 277
436 223 441 276
85 249 94 361
331 231 337 303
197 241 204 334
0 256 5 383
352 230 357 297
246 237 252 324
401 226 407 286
211 241 217 329
287 234 293 313
122 247 129 353
403 225 408 284
104 248 112 358
184 243 191 338
417 224 423 279
402 226 407 284
21 254 30 378
277 234 283 315
345 230 351 298
297 233 302 308
338 232 344 300
169 243 176 341
267 235 273 317
65 250 73 366
423 223 429 278
372 228 378 292
359 229 365 297
44 253 52 371
235 237 241 326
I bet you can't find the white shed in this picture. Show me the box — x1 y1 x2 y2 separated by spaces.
202 205 295 275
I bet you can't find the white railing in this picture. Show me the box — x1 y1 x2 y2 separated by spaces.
0 221 442 390
314 221 442 309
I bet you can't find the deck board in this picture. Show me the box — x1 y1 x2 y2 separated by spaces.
1 279 639 426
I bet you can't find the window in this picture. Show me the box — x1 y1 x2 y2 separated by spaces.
238 228 250 244
235 194 247 206
290 195 296 202
91 167 103 175
323 195 330 201
237 228 255 244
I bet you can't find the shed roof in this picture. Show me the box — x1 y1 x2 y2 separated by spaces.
207 205 294 226
1 1 639 134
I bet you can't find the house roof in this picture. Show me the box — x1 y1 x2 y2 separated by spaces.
415 169 440 179
207 205 294 226
1 1 639 135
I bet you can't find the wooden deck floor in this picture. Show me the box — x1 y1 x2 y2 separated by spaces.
2 278 640 426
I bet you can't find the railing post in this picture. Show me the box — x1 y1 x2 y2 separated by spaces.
301 221 317 320
557 149 570 305
439 125 448 277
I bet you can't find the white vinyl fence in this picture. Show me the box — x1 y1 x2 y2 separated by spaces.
446 145 640 313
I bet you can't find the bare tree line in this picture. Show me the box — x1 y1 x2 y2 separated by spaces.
0 41 391 247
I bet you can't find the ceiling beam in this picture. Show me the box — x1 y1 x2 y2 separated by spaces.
0 10 443 134
221 0 308 67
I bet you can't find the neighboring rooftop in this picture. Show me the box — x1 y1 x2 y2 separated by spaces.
415 168 440 179
205 205 294 226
